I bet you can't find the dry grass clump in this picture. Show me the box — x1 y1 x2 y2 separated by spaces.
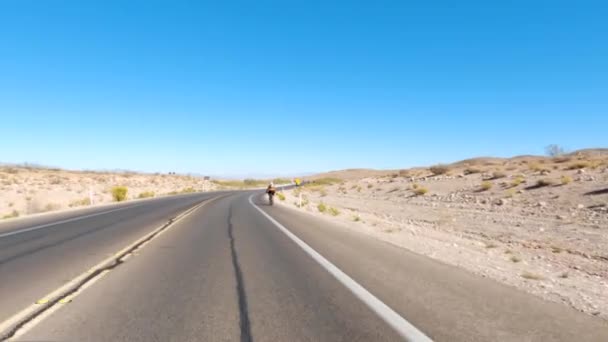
277 192 286 201
317 202 327 213
464 167 482 175
511 176 525 187
510 255 522 263
521 272 545 281
2 210 19 219
138 191 155 199
480 181 493 191
69 198 91 207
328 207 340 216
566 161 590 170
560 175 572 185
491 171 507 179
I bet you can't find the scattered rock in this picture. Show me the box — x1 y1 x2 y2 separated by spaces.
577 204 585 209
537 201 547 208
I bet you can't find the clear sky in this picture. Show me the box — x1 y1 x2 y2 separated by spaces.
1 1 607 177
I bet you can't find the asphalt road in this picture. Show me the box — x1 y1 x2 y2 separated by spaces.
1 191 606 341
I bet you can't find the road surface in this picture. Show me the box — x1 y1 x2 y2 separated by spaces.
0 191 606 341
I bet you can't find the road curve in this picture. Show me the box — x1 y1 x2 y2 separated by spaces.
1 191 607 341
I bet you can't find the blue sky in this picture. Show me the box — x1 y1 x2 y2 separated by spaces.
1 1 607 177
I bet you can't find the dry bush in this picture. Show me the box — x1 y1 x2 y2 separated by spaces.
429 165 449 175
536 179 554 187
560 175 572 185
69 198 92 207
566 161 590 170
277 192 286 201
492 171 507 179
138 191 155 199
511 176 525 187
464 167 482 175
521 272 544 281
44 203 61 212
481 181 493 191
328 207 340 216
398 169 411 177
317 202 327 213
2 210 19 219
510 255 522 263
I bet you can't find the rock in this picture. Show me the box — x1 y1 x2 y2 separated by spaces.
539 227 545 232
494 198 507 206
537 201 547 208
577 169 585 174
577 204 585 209
556 215 567 220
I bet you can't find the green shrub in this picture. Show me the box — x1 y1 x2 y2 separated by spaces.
111 186 128 202
429 164 449 175
138 191 155 199
413 187 428 196
481 181 493 191
277 192 286 201
317 202 327 213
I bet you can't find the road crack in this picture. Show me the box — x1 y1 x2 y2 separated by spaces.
228 205 252 342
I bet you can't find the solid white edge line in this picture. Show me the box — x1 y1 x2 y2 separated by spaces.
0 204 146 239
248 194 432 342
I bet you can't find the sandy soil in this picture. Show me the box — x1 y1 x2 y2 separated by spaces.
0 167 218 218
278 150 608 320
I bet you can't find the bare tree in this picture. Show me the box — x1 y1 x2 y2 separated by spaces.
545 144 565 157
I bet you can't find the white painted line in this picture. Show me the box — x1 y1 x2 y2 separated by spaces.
0 204 145 239
248 194 432 342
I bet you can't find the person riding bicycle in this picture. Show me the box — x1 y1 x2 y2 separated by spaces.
266 182 277 205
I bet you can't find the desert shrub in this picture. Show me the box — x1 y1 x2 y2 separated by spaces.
320 189 328 197
481 181 493 191
328 207 340 216
510 255 522 263
314 178 342 186
317 202 327 213
367 184 373 189
69 197 92 207
413 187 428 196
44 203 61 212
492 171 507 179
566 161 590 170
536 179 554 187
272 178 291 184
398 169 410 177
464 167 482 175
2 210 19 219
356 186 362 192
511 176 525 187
167 190 179 195
111 186 128 202
429 164 449 175
545 144 565 157
412 183 419 189
505 189 516 198
138 191 155 199
521 272 544 281
560 175 572 185
277 192 286 201
181 187 196 193
353 215 361 222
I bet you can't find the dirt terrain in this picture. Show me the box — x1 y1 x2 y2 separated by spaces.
0 167 217 218
278 149 608 320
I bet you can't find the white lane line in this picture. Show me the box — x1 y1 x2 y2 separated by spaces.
0 204 145 239
248 194 432 342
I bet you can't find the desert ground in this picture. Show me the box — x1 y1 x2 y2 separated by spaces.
0 167 219 219
276 149 608 320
